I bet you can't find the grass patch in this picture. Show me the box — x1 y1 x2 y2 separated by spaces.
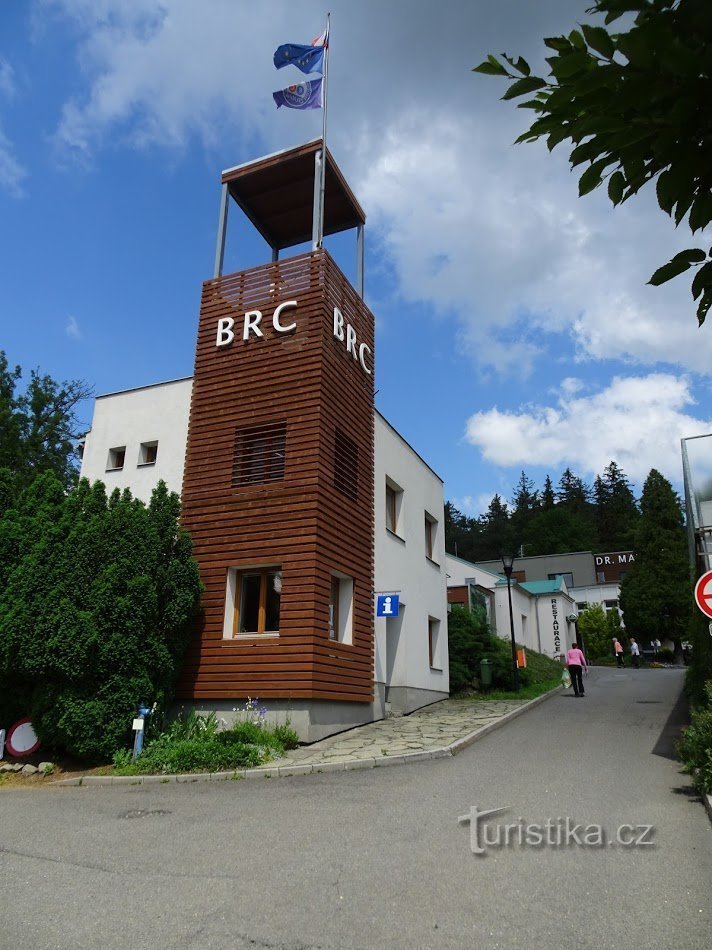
475 678 561 701
454 677 561 702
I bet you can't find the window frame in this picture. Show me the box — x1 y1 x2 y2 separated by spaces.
428 616 442 671
138 441 158 466
329 575 340 640
231 567 282 638
385 478 404 539
424 511 439 562
233 422 286 488
327 572 354 645
106 446 126 471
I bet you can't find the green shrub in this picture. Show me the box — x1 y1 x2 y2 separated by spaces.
0 475 202 762
677 682 712 794
111 707 299 775
447 604 561 693
133 736 262 774
273 723 300 750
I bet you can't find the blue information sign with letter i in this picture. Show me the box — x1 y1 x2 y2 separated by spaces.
376 594 399 617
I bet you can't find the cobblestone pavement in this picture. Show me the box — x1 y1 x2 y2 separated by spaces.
54 692 558 785
277 697 529 768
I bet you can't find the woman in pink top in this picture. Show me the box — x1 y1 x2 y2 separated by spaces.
566 642 588 697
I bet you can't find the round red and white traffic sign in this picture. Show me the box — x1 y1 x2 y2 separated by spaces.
694 570 712 619
6 717 41 757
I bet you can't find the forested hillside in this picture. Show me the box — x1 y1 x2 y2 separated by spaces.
445 462 641 562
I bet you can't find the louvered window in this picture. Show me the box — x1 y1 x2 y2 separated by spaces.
334 430 358 500
233 422 286 487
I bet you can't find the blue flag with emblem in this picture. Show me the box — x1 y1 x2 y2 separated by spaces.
273 43 325 75
272 78 323 111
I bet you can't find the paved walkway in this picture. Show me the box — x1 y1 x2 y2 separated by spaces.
54 691 558 786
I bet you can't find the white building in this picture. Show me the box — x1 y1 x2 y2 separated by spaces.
80 383 449 737
445 554 577 660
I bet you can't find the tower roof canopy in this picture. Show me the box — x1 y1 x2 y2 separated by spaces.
222 139 365 252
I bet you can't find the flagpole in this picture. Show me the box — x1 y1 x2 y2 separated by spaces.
317 12 330 248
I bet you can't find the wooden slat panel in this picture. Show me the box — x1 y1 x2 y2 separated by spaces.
176 249 375 703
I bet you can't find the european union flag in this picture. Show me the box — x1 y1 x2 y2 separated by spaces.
273 43 324 75
272 78 323 111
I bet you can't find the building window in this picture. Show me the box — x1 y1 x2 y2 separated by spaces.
231 568 281 636
576 602 588 612
604 599 619 610
385 478 403 537
333 429 358 500
425 512 438 561
106 446 126 471
233 423 286 487
428 617 441 670
548 572 574 587
139 441 158 466
329 572 353 644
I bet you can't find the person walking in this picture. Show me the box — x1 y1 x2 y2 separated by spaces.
630 638 640 669
613 637 624 668
566 642 588 697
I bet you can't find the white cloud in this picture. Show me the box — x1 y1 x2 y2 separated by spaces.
0 59 26 196
464 374 712 485
356 112 712 376
0 125 26 197
65 315 82 340
42 0 279 162
35 0 712 375
452 493 500 518
0 59 17 99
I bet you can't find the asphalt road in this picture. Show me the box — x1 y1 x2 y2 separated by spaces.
1 667 711 950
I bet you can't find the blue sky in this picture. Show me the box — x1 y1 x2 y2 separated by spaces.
2 0 711 515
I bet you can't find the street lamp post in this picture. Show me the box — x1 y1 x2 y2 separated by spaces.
567 614 583 659
501 553 520 693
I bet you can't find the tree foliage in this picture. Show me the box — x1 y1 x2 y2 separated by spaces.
445 460 637 560
618 469 690 653
474 0 712 326
0 351 93 500
0 475 202 761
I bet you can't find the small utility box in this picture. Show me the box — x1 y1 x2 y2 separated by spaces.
480 658 493 689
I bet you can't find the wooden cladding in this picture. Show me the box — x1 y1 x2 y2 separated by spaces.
333 429 358 501
233 422 286 487
178 248 375 704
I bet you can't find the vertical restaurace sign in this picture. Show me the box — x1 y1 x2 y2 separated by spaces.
551 598 561 655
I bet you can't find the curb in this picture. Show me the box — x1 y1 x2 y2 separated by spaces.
445 684 563 756
52 686 562 788
703 792 712 825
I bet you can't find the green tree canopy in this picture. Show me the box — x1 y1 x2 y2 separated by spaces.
0 474 202 761
619 469 690 654
0 351 93 500
474 0 712 326
594 461 640 550
576 603 610 659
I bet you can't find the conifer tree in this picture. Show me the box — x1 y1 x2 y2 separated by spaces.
594 461 639 551
541 475 556 510
477 494 514 560
619 469 690 659
0 474 202 760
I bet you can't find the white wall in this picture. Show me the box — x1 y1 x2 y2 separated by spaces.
534 590 578 659
493 581 539 653
374 412 449 703
80 378 192 502
570 583 622 619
